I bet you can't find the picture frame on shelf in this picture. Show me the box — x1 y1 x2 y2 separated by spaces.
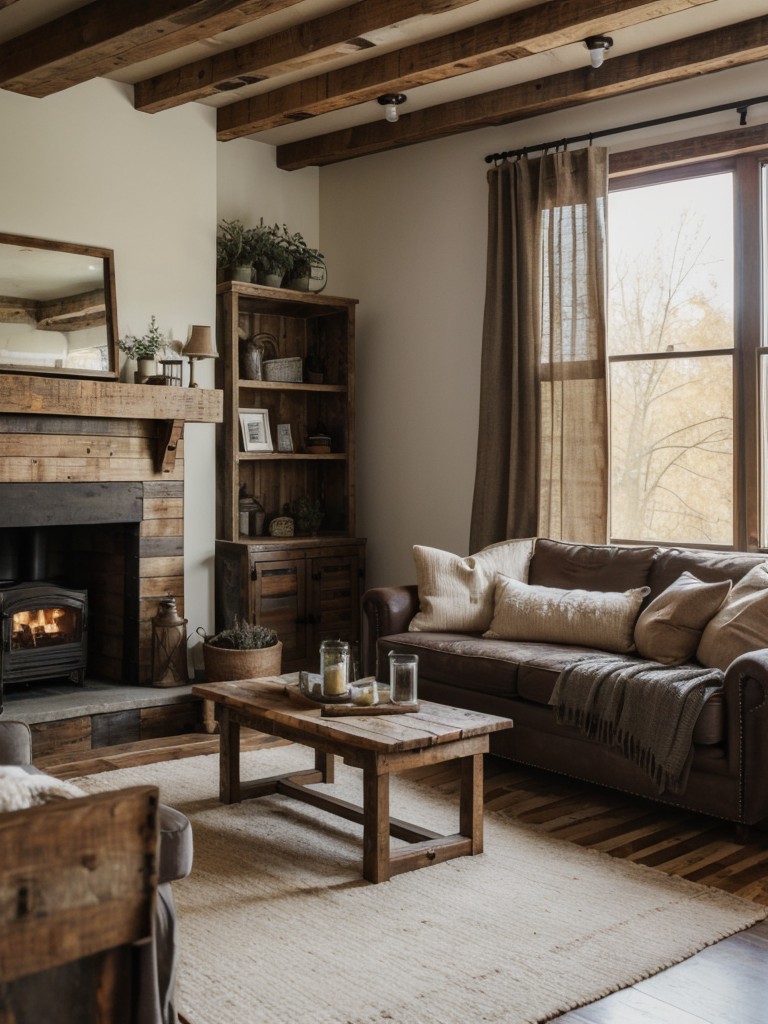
239 408 273 452
276 423 294 453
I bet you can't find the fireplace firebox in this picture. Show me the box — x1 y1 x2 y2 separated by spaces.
0 582 88 708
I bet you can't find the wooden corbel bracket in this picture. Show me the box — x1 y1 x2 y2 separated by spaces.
156 419 184 474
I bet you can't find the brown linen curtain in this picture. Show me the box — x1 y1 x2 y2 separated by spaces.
470 147 609 551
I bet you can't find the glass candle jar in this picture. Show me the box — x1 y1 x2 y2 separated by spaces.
389 651 418 704
320 639 350 697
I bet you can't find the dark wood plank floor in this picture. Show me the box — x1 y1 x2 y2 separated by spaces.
43 735 768 1024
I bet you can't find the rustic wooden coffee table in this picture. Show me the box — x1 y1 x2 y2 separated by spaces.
192 675 513 884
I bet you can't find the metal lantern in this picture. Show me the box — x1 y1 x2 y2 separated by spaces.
152 595 188 687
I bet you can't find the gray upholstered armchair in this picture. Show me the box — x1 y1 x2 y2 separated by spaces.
0 720 192 1024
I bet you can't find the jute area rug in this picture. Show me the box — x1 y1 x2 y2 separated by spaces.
77 746 766 1024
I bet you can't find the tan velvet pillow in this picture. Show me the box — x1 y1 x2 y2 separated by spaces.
634 571 732 666
484 574 649 654
697 563 768 671
409 538 535 633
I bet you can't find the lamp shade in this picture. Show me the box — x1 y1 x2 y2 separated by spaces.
182 325 218 358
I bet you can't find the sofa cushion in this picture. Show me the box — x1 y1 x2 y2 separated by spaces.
484 574 649 654
0 765 86 812
409 538 535 633
380 633 522 698
646 547 766 603
634 572 732 666
528 538 657 593
697 562 768 671
514 653 724 746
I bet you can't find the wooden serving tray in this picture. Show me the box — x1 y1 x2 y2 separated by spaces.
285 679 419 717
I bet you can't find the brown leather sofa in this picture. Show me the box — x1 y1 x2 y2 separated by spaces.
362 538 768 827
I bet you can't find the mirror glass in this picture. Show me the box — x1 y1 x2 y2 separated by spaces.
0 232 119 379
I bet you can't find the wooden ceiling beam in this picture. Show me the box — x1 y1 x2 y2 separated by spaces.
276 14 768 170
0 0 303 98
135 0 481 114
218 0 720 141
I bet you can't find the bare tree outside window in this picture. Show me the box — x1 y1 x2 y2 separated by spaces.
608 174 734 544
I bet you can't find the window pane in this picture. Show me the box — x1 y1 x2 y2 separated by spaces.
610 355 733 544
608 174 734 356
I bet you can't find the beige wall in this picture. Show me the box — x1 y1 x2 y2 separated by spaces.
320 63 768 589
0 79 321 670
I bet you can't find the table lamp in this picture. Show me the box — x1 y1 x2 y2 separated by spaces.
182 325 218 387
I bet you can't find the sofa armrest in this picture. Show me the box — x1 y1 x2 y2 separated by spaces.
0 721 32 766
723 650 768 821
361 585 419 676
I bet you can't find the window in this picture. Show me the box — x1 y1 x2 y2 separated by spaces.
607 154 766 550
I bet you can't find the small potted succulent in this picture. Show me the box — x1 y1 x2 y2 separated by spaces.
198 617 282 681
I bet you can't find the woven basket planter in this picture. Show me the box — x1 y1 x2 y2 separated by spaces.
202 640 283 682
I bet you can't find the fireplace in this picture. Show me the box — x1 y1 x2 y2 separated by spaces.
0 582 88 707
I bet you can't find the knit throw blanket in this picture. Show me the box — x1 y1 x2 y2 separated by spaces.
549 656 725 794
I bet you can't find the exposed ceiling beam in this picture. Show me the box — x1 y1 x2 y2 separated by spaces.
276 14 768 170
135 0 481 114
218 0 720 141
0 0 303 98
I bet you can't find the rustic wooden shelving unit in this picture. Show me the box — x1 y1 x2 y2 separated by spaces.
214 282 365 671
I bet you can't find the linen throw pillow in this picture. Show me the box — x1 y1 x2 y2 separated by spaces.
697 562 768 672
484 574 649 654
0 765 86 813
409 538 535 633
634 571 732 666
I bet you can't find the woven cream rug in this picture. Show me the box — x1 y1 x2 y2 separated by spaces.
77 746 766 1024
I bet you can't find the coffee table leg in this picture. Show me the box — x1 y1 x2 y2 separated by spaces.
459 753 484 855
363 768 390 883
315 749 335 783
219 708 241 804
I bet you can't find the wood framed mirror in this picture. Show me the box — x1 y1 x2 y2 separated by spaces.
0 232 119 379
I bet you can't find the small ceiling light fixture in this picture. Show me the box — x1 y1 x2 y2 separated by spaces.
377 93 407 123
585 35 613 69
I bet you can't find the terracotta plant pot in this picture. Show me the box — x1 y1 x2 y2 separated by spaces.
202 640 283 682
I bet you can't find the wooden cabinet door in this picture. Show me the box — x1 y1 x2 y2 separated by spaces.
250 557 310 669
308 550 363 667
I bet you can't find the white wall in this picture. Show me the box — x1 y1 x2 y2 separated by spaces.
320 63 768 588
217 138 319 245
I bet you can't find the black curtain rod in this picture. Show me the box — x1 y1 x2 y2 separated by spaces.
484 93 768 164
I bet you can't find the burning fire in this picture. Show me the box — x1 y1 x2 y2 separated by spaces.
11 606 76 648
14 607 68 634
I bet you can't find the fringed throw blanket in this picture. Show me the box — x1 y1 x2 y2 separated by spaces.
549 656 725 794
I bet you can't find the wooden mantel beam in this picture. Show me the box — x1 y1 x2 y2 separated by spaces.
217 0 719 141
0 374 222 423
135 0 480 114
0 0 303 98
276 14 768 170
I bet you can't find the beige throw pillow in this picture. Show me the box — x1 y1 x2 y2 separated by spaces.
484 574 649 654
634 571 732 666
409 538 535 633
697 562 768 671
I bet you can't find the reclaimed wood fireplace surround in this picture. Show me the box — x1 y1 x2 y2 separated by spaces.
0 374 222 701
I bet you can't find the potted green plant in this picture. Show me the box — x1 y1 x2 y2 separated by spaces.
278 225 327 292
217 219 253 282
198 618 282 681
294 496 324 536
254 222 294 287
119 315 167 379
